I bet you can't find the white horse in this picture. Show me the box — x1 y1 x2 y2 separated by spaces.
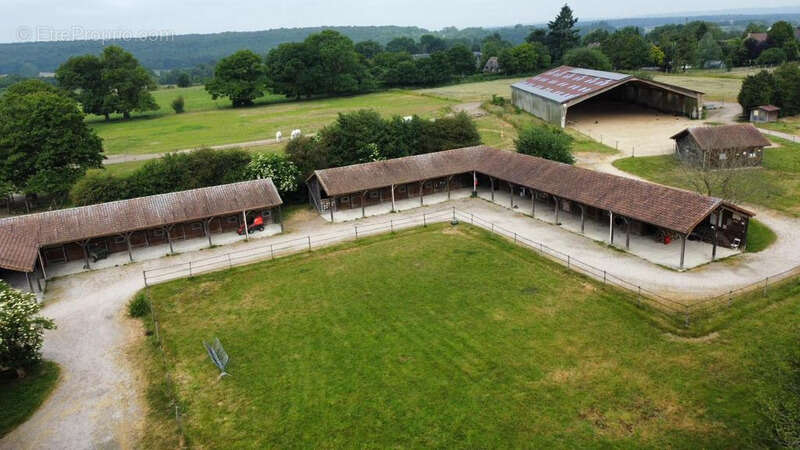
275 131 282 142
291 129 302 139
402 116 413 122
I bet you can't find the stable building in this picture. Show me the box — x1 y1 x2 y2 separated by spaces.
0 179 283 292
306 146 753 269
671 124 771 169
750 105 780 123
511 66 704 128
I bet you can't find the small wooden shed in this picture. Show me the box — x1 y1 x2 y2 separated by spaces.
750 105 780 123
671 124 771 169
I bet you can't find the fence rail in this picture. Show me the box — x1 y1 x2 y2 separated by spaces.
143 206 800 327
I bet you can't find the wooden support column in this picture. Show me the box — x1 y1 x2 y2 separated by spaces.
509 183 514 208
361 191 367 217
447 175 453 200
625 218 631 249
122 232 134 262
680 233 687 269
419 181 424 206
554 196 560 225
79 240 91 270
609 211 615 244
38 249 47 281
579 205 585 234
26 271 34 293
531 190 536 217
712 226 717 261
490 177 495 201
164 225 175 254
204 218 214 247
390 185 396 212
330 197 335 222
472 171 477 196
243 210 249 239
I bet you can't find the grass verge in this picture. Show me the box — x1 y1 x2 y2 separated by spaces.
0 361 60 437
137 223 798 448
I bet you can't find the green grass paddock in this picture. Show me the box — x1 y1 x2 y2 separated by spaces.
140 224 797 448
0 361 60 437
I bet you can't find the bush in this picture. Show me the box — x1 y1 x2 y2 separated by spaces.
756 48 788 66
515 125 575 164
171 96 185 114
0 282 55 377
247 153 301 194
563 47 612 71
127 293 150 318
491 95 506 106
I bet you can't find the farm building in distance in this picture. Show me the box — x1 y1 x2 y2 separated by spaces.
306 146 753 269
0 179 283 292
671 124 771 169
511 66 704 128
750 105 780 123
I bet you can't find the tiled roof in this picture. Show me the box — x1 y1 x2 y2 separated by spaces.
310 146 753 235
0 179 282 272
671 124 771 151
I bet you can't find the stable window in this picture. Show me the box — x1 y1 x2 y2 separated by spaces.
191 222 203 231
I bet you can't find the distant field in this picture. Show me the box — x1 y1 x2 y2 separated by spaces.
415 77 527 102
653 73 743 102
91 91 454 156
139 224 798 448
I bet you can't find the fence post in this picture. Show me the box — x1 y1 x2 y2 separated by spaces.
637 286 641 307
355 226 358 239
423 213 427 227
228 254 232 269
684 310 690 329
728 290 733 307
143 270 147 287
514 232 517 244
307 236 311 251
470 213 474 224
390 220 393 233
270 244 274 260
452 206 456 222
763 277 768 297
603 270 606 284
188 261 192 277
491 223 494 233
567 255 570 268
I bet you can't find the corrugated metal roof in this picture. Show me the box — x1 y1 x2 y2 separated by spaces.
0 179 283 272
511 66 632 104
670 124 771 151
310 146 753 235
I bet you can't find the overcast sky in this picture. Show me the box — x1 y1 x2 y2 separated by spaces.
2 0 797 44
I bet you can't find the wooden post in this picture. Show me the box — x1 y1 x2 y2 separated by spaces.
580 205 585 234
712 226 717 261
204 218 213 247
164 226 174 254
390 185 396 212
554 196 560 225
243 211 249 239
79 240 91 270
625 218 630 249
419 181 424 206
509 183 514 208
124 232 134 262
680 234 687 269
447 175 453 200
531 190 536 217
26 271 34 293
330 197 335 222
490 177 495 201
472 171 477 196
38 249 47 281
609 211 615 244
361 191 367 217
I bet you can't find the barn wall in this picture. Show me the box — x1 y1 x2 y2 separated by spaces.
614 82 701 118
512 87 565 127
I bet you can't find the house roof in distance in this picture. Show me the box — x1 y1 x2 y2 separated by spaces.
670 124 771 151
0 179 283 272
309 146 753 236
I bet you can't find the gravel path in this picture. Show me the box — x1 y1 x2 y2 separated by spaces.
103 136 293 165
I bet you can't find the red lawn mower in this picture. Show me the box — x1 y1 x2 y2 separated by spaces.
237 215 266 235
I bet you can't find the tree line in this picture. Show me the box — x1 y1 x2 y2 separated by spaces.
738 62 800 117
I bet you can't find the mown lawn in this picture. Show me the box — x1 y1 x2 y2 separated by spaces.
141 224 797 448
90 91 454 156
0 361 60 437
757 115 800 137
652 68 762 102
613 137 800 217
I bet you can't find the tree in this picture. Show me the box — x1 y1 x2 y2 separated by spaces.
206 50 265 107
171 96 185 114
446 45 477 76
415 52 453 85
498 43 551 74
264 42 312 98
602 27 650 70
286 136 327 178
582 28 610 47
757 48 788 66
419 34 447 53
697 32 723 68
319 109 389 167
480 33 512 68
562 47 612 71
355 40 383 59
0 81 104 200
247 153 301 194
774 63 800 116
546 5 580 62
176 72 191 87
97 46 157 120
738 70 776 116
767 21 797 50
0 281 55 378
386 37 418 54
515 126 574 164
649 44 666 67
526 28 548 45
56 46 157 120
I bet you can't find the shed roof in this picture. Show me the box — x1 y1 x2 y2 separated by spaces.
670 124 771 150
511 66 702 105
0 179 283 272
757 105 780 112
310 146 752 235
